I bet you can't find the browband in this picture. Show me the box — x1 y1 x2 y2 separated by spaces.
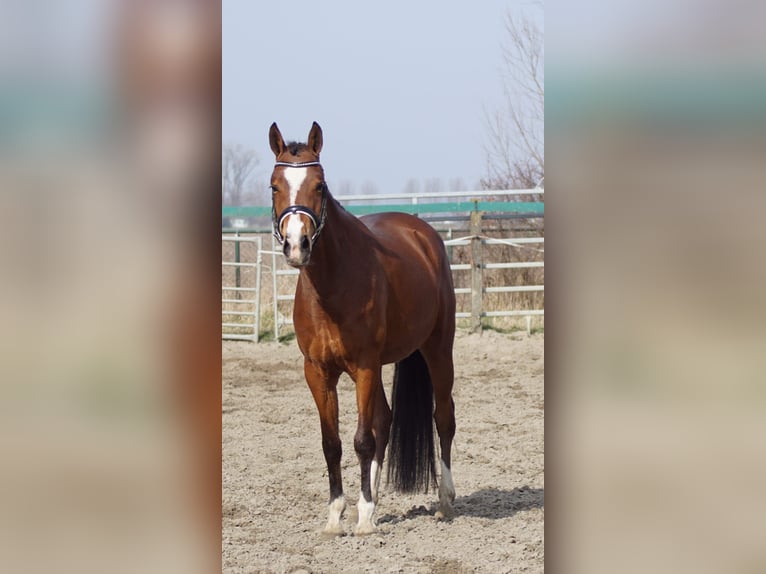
274 161 322 168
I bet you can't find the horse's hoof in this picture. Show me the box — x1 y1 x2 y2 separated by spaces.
321 524 345 537
354 523 378 536
322 520 346 538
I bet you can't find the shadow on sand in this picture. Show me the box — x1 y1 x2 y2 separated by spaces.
454 486 544 519
378 485 543 524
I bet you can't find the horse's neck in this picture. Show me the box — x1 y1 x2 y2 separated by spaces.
300 199 369 300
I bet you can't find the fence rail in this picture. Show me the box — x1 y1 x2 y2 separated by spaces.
223 201 543 220
330 188 542 202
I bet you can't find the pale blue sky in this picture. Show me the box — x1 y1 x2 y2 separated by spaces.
223 1 542 197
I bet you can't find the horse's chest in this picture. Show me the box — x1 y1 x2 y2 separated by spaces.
294 279 387 370
297 312 382 371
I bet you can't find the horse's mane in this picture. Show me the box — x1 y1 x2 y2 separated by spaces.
286 141 308 156
333 195 348 214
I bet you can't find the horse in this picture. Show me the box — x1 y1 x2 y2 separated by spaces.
268 121 456 535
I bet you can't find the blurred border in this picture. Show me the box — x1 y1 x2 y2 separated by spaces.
548 2 766 573
0 1 221 572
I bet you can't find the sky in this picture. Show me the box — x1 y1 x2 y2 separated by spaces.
223 1 543 198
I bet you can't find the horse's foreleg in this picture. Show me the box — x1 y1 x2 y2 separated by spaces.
352 366 381 535
305 360 345 535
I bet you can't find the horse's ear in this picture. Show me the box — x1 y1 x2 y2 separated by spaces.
307 121 323 155
269 122 285 156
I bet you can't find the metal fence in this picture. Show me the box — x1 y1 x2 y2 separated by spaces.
222 234 262 341
222 191 543 341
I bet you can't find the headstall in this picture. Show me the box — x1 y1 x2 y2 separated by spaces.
271 161 327 245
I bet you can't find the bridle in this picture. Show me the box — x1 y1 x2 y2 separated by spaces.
271 161 328 245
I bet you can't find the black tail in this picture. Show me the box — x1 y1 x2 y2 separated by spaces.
387 350 437 493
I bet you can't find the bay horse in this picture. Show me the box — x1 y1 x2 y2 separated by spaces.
268 122 456 535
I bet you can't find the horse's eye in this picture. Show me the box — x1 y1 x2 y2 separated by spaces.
270 185 278 194
316 183 325 193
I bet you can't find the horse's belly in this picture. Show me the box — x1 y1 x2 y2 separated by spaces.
378 278 441 363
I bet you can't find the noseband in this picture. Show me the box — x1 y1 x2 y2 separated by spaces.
271 161 328 245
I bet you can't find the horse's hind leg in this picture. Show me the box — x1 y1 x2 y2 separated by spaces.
371 377 392 504
304 360 345 535
420 337 456 519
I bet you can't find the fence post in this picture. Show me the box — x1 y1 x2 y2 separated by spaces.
272 234 279 341
470 208 483 333
254 236 262 343
234 231 241 300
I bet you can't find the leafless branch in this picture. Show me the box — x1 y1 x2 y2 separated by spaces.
222 143 259 206
483 6 544 194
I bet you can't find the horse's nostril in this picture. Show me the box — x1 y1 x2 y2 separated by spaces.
301 236 310 250
283 241 290 256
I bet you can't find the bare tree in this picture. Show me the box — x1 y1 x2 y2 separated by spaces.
483 5 544 192
222 143 259 206
448 177 467 192
424 178 443 197
361 181 380 196
335 180 354 196
244 177 270 205
403 179 420 195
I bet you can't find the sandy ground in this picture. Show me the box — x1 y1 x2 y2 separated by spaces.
223 330 544 574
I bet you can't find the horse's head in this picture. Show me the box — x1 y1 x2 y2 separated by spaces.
269 121 327 267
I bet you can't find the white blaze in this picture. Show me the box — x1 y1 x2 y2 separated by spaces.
282 167 309 247
283 166 307 206
285 214 305 246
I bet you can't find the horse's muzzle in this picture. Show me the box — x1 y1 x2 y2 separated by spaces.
283 234 312 267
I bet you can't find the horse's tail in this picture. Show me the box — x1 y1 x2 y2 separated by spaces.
387 350 437 493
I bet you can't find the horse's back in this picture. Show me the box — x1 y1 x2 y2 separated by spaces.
360 212 449 273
